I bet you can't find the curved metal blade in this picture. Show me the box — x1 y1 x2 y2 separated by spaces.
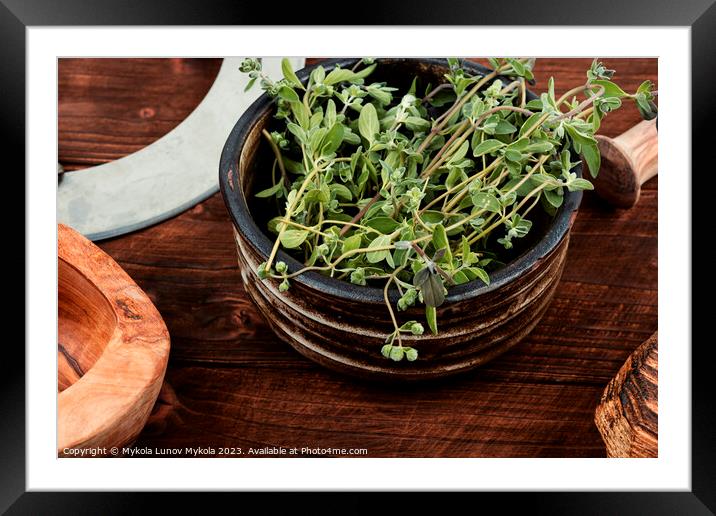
57 57 305 241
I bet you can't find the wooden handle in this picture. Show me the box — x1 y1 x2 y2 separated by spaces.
613 119 658 185
591 119 658 208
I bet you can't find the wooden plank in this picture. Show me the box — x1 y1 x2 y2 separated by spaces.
58 58 222 171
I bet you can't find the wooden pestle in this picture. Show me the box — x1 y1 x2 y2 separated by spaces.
590 119 658 208
594 331 658 458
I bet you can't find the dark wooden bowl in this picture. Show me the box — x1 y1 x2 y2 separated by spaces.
220 58 582 381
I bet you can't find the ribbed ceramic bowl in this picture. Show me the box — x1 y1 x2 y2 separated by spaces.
220 58 582 381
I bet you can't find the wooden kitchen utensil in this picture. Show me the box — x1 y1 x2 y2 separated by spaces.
58 223 170 456
594 331 657 458
591 119 658 208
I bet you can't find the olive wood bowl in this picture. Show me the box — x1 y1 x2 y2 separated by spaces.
220 58 582 381
58 224 170 455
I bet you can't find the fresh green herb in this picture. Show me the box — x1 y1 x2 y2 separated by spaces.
242 57 657 361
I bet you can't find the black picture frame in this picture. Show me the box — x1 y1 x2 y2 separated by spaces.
4 1 709 512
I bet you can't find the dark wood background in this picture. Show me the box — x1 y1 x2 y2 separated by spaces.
58 57 657 457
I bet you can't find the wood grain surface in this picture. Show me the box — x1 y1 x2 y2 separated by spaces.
58 58 222 171
594 332 658 457
58 57 658 457
593 119 659 208
57 224 170 455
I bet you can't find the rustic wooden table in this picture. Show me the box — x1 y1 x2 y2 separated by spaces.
59 57 657 457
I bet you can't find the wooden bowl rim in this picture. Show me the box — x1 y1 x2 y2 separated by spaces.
57 224 170 451
220 58 582 305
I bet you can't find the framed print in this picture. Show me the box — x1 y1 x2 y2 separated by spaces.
5 0 711 512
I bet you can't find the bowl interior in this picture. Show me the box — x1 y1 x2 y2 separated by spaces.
58 258 117 392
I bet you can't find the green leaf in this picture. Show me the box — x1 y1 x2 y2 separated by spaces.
408 76 418 96
448 141 469 163
473 139 505 157
531 173 562 190
324 67 356 86
565 124 597 148
304 184 330 205
342 129 361 145
544 187 564 208
267 216 282 234
452 270 470 285
320 123 344 156
429 89 456 107
523 140 554 154
507 215 532 237
505 159 523 177
504 176 540 196
471 192 501 213
635 92 658 120
255 182 283 198
309 127 328 155
381 344 393 358
310 65 326 84
278 85 300 103
504 149 524 162
366 85 392 105
416 267 445 307
425 305 438 335
421 211 444 225
366 234 392 263
507 137 530 151
358 103 380 144
591 79 627 98
325 99 337 127
518 113 544 138
432 223 449 251
353 63 377 80
342 233 362 253
637 80 653 96
433 224 453 262
330 183 352 201
525 99 543 110
567 178 594 191
286 122 306 144
291 102 310 129
244 76 257 92
471 267 490 285
309 110 323 129
493 120 517 134
581 141 601 178
599 96 622 113
508 58 526 76
279 229 309 249
445 168 467 190
405 116 430 132
281 58 304 89
461 236 473 265
365 216 400 234
565 125 600 177
462 266 490 285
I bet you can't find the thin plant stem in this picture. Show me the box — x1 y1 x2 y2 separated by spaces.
262 129 289 185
